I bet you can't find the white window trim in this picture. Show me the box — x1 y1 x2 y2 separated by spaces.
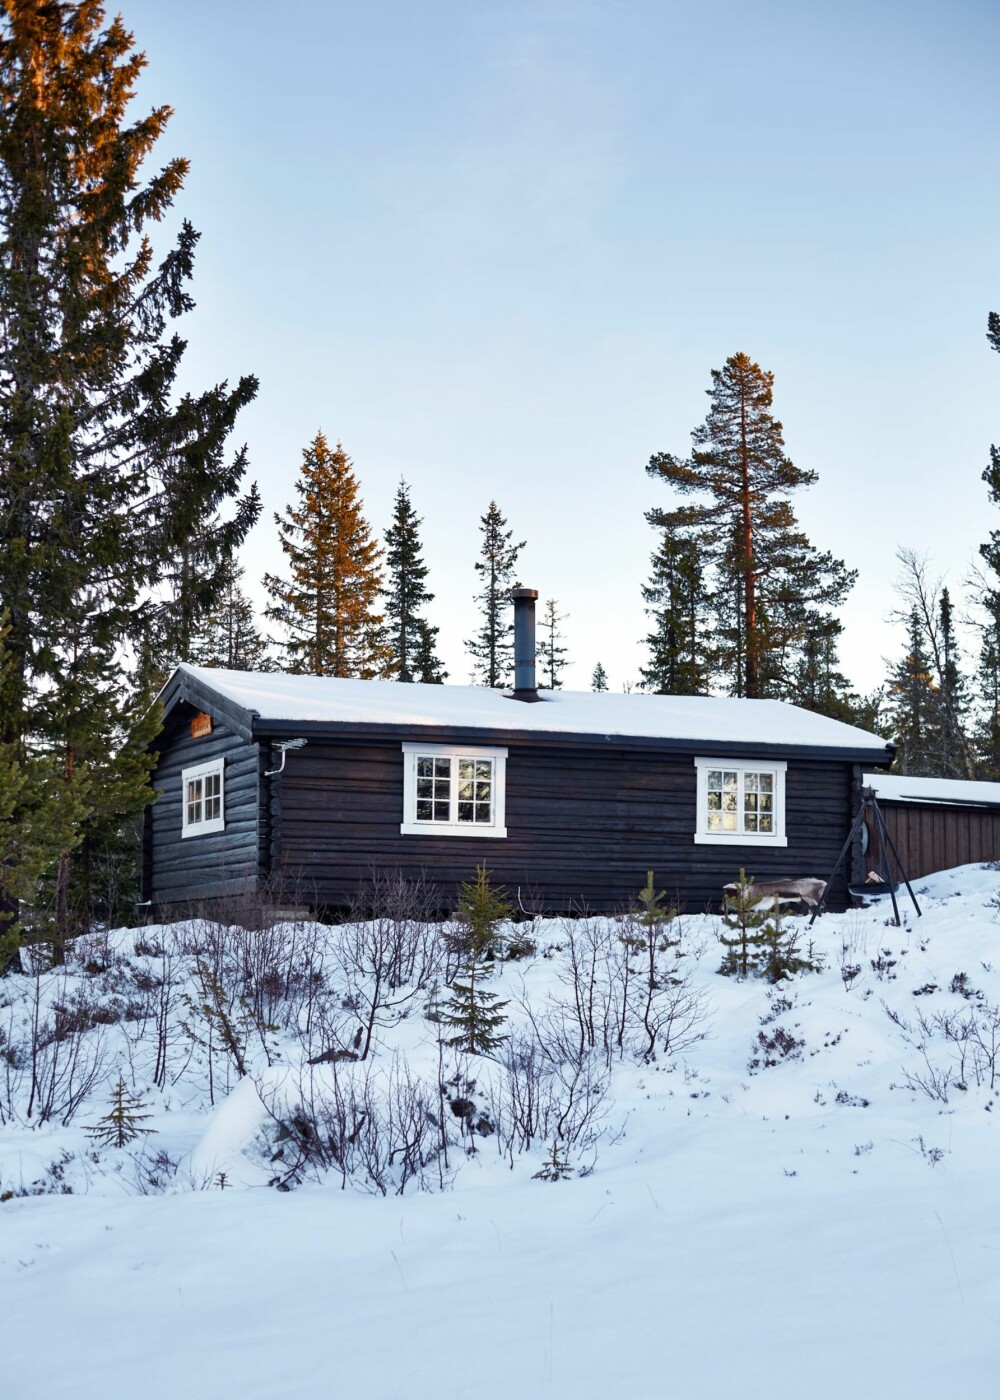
693 757 787 847
181 758 226 839
401 742 508 838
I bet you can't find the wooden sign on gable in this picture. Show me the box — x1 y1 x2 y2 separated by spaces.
191 712 213 739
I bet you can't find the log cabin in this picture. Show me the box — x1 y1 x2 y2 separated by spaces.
142 595 895 919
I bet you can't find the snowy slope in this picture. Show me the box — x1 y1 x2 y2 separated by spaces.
3 867 1000 1399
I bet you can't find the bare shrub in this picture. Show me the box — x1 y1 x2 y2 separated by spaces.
260 1053 441 1195
26 972 109 1124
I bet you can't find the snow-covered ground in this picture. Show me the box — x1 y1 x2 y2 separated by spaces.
4 866 1000 1399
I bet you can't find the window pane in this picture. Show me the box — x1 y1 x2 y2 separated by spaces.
707 770 722 788
745 814 758 832
759 773 773 793
744 772 759 793
204 773 221 820
417 757 433 778
721 812 737 831
416 799 433 821
760 814 773 832
707 791 721 811
457 779 474 800
722 771 738 789
744 793 758 812
186 777 202 826
723 792 737 812
458 801 474 822
474 804 491 823
475 760 492 780
458 759 475 780
433 800 449 821
707 813 722 831
416 777 433 798
760 793 773 812
475 781 491 802
434 758 450 778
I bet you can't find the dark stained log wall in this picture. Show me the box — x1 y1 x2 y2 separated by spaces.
264 735 854 915
866 802 1000 882
147 714 260 908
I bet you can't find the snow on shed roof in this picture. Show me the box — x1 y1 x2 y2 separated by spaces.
864 773 1000 807
175 664 892 753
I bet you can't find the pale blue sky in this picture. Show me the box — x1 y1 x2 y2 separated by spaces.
127 0 1000 692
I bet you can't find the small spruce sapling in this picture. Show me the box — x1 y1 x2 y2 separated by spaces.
85 1076 156 1149
440 962 510 1056
532 1138 574 1182
758 901 821 983
456 862 514 962
718 869 771 978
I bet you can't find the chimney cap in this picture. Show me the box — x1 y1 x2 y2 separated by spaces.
511 587 538 600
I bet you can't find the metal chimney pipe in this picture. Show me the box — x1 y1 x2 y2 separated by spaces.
510 588 541 702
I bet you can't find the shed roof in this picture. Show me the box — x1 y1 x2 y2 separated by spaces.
864 773 1000 808
170 664 893 757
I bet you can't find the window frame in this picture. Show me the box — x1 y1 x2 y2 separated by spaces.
400 742 508 838
693 757 787 847
181 758 226 839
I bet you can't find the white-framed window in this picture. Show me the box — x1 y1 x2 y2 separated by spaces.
181 758 225 838
694 757 787 847
401 743 508 838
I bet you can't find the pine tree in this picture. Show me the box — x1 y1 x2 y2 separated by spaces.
466 501 525 687
0 5 259 936
640 526 709 694
975 599 1000 778
591 662 609 692
646 354 855 698
383 480 445 682
538 599 569 689
85 1075 156 1149
190 561 273 671
264 433 389 677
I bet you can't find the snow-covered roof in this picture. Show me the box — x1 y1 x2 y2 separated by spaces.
864 773 1000 807
172 664 892 754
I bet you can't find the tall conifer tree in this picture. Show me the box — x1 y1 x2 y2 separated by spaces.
884 610 942 774
538 599 568 689
0 3 259 941
264 434 388 677
591 662 609 692
640 526 708 694
189 561 272 672
646 354 854 698
383 480 445 683
466 501 524 688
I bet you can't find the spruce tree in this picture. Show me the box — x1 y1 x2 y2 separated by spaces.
646 354 855 698
190 561 272 672
264 433 389 677
85 1075 155 1149
591 662 609 692
718 870 771 978
466 501 525 687
0 5 259 937
440 959 510 1056
383 480 445 682
640 526 709 694
883 610 942 774
538 599 569 689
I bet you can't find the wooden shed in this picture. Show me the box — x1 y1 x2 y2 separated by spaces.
141 661 894 919
863 773 1000 881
